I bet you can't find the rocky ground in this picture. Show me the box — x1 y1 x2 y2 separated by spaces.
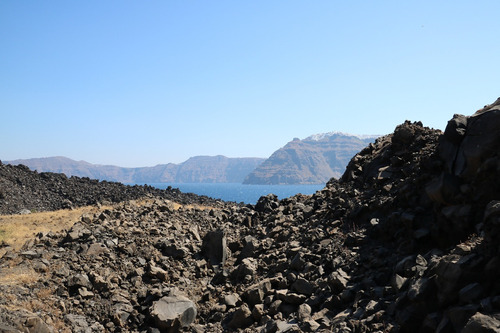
0 164 224 215
2 99 500 332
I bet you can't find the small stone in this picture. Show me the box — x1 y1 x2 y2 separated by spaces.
85 242 108 256
290 253 306 271
292 278 314 296
228 304 253 329
68 273 92 290
252 304 265 322
391 274 407 291
459 283 484 304
32 261 48 273
78 287 94 299
268 300 282 315
21 250 40 259
223 294 240 308
297 303 312 321
328 268 350 291
302 319 320 332
23 316 52 333
149 265 169 282
462 312 500 333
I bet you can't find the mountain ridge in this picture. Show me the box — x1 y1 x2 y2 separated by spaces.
5 155 265 184
244 132 379 184
5 132 380 185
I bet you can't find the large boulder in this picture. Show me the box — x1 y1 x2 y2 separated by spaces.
150 295 197 331
201 230 227 270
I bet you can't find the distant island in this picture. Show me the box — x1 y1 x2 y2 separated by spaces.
6 132 379 185
5 156 265 184
243 132 378 184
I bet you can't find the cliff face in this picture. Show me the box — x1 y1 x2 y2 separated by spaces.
6 155 265 184
243 133 378 184
174 156 264 183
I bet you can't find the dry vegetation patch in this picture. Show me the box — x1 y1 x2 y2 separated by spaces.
0 266 38 285
0 205 110 251
0 198 217 252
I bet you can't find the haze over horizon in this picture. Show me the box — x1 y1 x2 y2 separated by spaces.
2 1 500 167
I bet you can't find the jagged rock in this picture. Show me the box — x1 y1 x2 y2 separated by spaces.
65 223 92 242
238 235 258 261
0 161 222 215
407 277 434 302
462 312 500 333
20 316 53 333
301 319 320 332
232 258 258 282
291 278 314 296
85 242 108 256
20 250 39 259
202 230 227 269
148 265 169 282
297 303 312 321
289 253 306 271
328 268 350 291
112 302 133 327
391 274 407 292
276 290 306 305
228 304 253 329
162 243 188 259
4 99 500 332
447 305 480 332
223 294 240 308
243 279 272 306
459 283 484 304
65 314 91 333
67 273 92 290
150 295 197 330
252 304 265 322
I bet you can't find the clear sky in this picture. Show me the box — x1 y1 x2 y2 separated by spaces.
1 1 500 167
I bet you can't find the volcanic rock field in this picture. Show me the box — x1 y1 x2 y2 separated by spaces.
2 99 500 332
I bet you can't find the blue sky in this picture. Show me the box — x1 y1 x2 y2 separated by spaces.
1 1 499 167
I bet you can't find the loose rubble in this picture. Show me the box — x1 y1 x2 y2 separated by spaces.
3 99 500 332
0 163 224 215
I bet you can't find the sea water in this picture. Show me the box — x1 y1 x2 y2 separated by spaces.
143 183 325 205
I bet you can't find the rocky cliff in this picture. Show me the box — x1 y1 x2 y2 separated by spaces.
3 99 500 332
243 133 377 185
6 155 265 184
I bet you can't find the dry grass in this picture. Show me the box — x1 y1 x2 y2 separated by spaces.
0 286 70 332
132 198 216 211
0 198 219 331
0 199 217 251
0 205 110 251
0 266 39 285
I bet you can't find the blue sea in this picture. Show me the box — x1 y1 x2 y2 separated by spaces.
143 183 325 205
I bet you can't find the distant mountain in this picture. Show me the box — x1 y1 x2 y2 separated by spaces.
5 156 265 184
243 132 379 185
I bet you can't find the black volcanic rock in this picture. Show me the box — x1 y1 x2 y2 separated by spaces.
5 98 500 332
0 163 221 214
6 155 265 184
243 133 378 184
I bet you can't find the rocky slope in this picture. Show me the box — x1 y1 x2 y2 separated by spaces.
243 133 377 185
2 99 500 332
6 156 265 184
0 163 222 215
